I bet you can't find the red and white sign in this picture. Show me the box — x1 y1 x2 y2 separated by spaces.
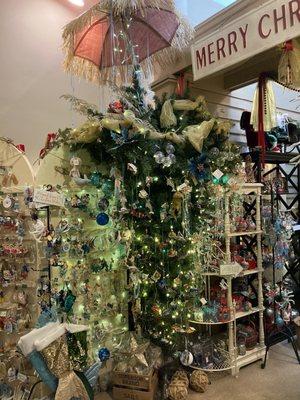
191 0 300 81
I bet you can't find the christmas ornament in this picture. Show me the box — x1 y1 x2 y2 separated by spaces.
90 172 101 186
291 309 299 320
171 370 189 387
166 143 175 154
96 212 109 226
154 151 164 164
264 308 274 318
189 370 209 393
275 316 285 327
180 350 193 366
162 156 173 168
108 100 124 114
98 347 110 362
98 198 109 210
69 156 82 179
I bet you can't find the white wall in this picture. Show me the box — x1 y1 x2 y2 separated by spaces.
0 0 107 164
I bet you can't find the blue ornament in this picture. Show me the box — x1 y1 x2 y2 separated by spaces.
90 172 101 187
96 212 109 226
275 316 284 328
98 347 110 362
157 279 167 290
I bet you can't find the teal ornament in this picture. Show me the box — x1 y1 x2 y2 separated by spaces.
212 177 219 185
90 172 101 187
275 316 284 327
102 180 114 196
221 175 229 185
64 291 76 313
96 212 109 225
98 347 110 362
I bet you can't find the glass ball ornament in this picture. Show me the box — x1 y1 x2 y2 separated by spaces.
209 147 220 157
168 153 176 163
157 279 167 290
221 175 229 185
98 198 109 211
166 143 175 154
180 350 193 366
154 151 164 164
162 156 172 168
98 347 110 362
212 177 219 185
90 172 101 187
291 309 300 320
275 315 284 327
96 212 109 226
264 307 274 318
102 180 114 196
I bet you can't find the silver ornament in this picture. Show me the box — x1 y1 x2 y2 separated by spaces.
154 151 164 164
180 349 194 366
209 147 220 157
264 308 274 318
291 309 299 320
168 153 176 163
162 156 172 168
166 143 175 154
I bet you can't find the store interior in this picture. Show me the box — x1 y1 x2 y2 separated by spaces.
0 0 299 399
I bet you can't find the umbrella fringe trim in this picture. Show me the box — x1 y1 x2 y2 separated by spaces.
62 1 194 85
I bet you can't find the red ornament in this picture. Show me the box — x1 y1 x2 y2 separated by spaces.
16 144 25 152
108 100 124 114
151 304 161 315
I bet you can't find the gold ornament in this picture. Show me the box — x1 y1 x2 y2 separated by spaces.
189 370 209 393
171 191 184 217
183 119 215 152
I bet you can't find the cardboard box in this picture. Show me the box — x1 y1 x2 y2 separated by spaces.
113 373 158 400
113 370 155 391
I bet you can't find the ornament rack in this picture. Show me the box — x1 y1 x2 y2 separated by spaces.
242 149 300 365
189 183 265 376
0 187 39 394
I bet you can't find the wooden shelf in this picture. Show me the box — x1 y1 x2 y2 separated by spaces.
227 230 262 237
201 269 263 277
235 307 263 320
189 319 233 325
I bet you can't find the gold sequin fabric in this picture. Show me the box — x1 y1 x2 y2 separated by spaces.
41 335 71 378
55 371 89 400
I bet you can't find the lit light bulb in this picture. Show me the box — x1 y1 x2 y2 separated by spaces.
69 0 84 6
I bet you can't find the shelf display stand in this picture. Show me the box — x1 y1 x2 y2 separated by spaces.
242 149 300 366
189 183 265 376
0 139 40 398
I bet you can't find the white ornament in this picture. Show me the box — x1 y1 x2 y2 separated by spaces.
180 350 193 366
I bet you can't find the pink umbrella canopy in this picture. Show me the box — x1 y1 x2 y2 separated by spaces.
62 0 193 84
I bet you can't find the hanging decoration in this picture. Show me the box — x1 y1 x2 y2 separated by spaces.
62 0 193 85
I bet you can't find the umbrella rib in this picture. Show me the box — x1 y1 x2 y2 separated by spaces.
74 16 108 54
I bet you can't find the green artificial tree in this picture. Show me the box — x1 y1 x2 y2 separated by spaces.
58 71 242 354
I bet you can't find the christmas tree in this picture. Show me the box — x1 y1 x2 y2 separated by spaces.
57 68 242 353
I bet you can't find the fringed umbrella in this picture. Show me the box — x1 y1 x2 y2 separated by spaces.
62 0 193 85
